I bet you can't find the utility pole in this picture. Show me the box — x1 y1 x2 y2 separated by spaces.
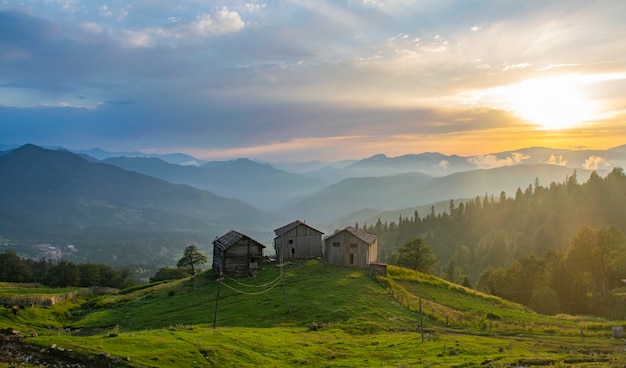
213 272 222 329
281 268 290 313
420 297 424 343
278 243 290 313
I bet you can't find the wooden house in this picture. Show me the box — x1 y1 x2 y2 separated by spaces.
212 230 265 277
325 227 378 268
273 220 324 261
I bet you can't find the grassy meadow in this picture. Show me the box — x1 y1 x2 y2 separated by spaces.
1 260 625 367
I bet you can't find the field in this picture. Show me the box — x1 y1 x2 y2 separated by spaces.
1 260 625 367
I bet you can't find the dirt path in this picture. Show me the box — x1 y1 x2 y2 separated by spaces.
0 328 129 368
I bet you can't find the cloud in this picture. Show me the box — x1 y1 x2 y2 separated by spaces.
539 63 579 71
547 154 568 166
244 3 267 12
114 8 246 48
177 9 245 38
438 160 449 169
582 155 610 170
44 0 81 14
120 29 154 47
467 152 530 169
98 4 131 21
360 0 386 8
502 63 531 71
0 11 57 46
81 22 103 35
99 5 114 18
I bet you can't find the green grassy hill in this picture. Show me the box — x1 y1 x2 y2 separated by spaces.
1 260 625 367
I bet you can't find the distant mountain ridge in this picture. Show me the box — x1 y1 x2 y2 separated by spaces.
342 152 474 177
336 146 626 178
0 144 202 165
0 145 281 264
5 143 624 178
103 156 327 211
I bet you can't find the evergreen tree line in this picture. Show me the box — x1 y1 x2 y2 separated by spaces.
358 167 626 317
0 251 134 289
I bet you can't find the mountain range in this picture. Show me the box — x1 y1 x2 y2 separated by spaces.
102 156 327 211
1 143 624 266
0 145 281 265
99 147 608 223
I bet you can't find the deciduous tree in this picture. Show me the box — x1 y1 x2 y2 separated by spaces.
0 251 32 282
46 260 80 287
566 226 625 297
177 244 207 276
394 237 438 274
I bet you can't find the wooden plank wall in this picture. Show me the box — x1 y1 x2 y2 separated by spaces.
277 224 323 260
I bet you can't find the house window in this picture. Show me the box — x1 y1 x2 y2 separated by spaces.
350 243 357 248
332 242 340 247
288 239 294 244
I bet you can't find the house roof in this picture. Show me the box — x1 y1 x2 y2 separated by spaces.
213 230 265 251
273 220 324 237
327 226 378 244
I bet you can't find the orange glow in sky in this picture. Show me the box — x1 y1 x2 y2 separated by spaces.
1 1 626 161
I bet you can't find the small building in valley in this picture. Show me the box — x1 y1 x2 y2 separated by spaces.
325 227 378 268
273 220 324 261
212 230 266 277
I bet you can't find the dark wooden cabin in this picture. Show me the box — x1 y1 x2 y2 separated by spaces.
273 220 324 261
212 230 265 277
325 227 378 268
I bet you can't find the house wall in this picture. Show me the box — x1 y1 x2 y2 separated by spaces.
275 224 323 260
325 232 376 268
222 239 264 277
368 240 378 264
212 248 225 273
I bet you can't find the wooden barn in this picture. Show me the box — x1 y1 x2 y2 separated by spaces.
212 230 265 277
325 227 378 268
273 220 324 261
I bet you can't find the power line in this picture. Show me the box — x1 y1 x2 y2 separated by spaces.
213 243 290 328
222 272 283 288
219 277 282 295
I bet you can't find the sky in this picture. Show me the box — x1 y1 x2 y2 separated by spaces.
1 0 625 162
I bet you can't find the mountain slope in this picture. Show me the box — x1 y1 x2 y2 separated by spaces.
284 164 591 225
5 261 621 367
0 145 280 263
420 163 593 201
103 156 327 211
280 172 435 224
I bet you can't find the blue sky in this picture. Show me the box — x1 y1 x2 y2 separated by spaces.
1 0 625 161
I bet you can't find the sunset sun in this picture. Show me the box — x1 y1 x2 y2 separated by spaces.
501 75 599 130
